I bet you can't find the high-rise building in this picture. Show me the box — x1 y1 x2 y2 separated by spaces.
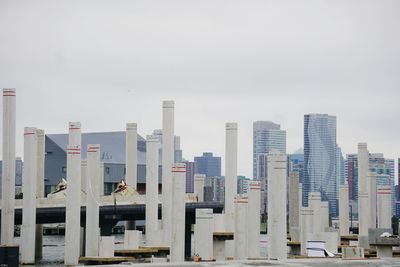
345 154 358 201
204 176 224 202
237 175 250 195
304 114 337 216
174 136 183 163
288 148 304 183
398 158 400 201
184 161 196 193
194 152 221 177
345 153 396 215
370 153 395 215
336 146 345 196
253 121 286 180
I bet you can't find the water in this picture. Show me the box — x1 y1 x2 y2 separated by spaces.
17 234 127 267
14 234 400 266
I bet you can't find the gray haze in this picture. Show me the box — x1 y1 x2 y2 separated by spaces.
0 0 399 178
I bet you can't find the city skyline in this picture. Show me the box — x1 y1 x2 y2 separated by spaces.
0 103 398 179
0 1 399 178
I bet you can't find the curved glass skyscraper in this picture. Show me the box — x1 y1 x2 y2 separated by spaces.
304 114 337 216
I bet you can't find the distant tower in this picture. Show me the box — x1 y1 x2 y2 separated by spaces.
336 146 345 196
303 114 337 216
253 121 286 180
194 152 221 178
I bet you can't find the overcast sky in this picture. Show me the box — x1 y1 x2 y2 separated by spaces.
0 0 399 178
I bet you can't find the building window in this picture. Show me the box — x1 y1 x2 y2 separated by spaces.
62 166 66 173
106 167 110 174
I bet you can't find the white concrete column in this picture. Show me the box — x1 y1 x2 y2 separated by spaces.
358 193 369 246
35 129 45 260
320 201 329 231
194 174 205 202
308 192 322 233
100 162 104 196
170 163 186 262
81 160 87 194
65 144 82 266
213 214 226 232
21 127 38 264
267 151 287 260
358 143 370 241
1 88 16 246
367 171 377 229
339 185 349 236
289 172 300 233
194 209 213 261
99 236 114 257
248 181 261 259
300 207 313 255
146 135 160 246
68 122 81 146
85 144 101 257
125 123 137 189
299 184 303 211
124 230 142 249
225 122 237 232
36 129 45 196
234 196 248 260
162 100 174 246
377 186 392 228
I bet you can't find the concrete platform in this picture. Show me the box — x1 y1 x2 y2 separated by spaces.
79 256 134 265
213 232 234 240
341 235 358 246
114 247 170 258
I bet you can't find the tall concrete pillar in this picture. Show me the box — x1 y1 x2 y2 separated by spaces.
289 172 300 234
170 163 186 262
68 122 81 146
248 181 261 259
1 88 16 246
145 135 160 246
125 123 138 231
320 201 330 231
377 186 392 228
299 183 303 211
35 129 45 260
125 123 137 188
65 144 82 266
308 192 322 233
100 162 104 196
234 196 248 260
267 151 287 260
339 185 349 236
225 122 237 232
368 171 377 229
194 209 213 261
300 207 313 255
81 160 87 194
21 127 38 264
194 174 205 202
162 100 174 246
358 143 370 247
85 144 101 256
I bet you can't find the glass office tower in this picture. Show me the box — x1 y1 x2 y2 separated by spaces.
304 114 337 216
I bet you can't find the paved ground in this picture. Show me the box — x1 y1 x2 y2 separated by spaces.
98 258 400 267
